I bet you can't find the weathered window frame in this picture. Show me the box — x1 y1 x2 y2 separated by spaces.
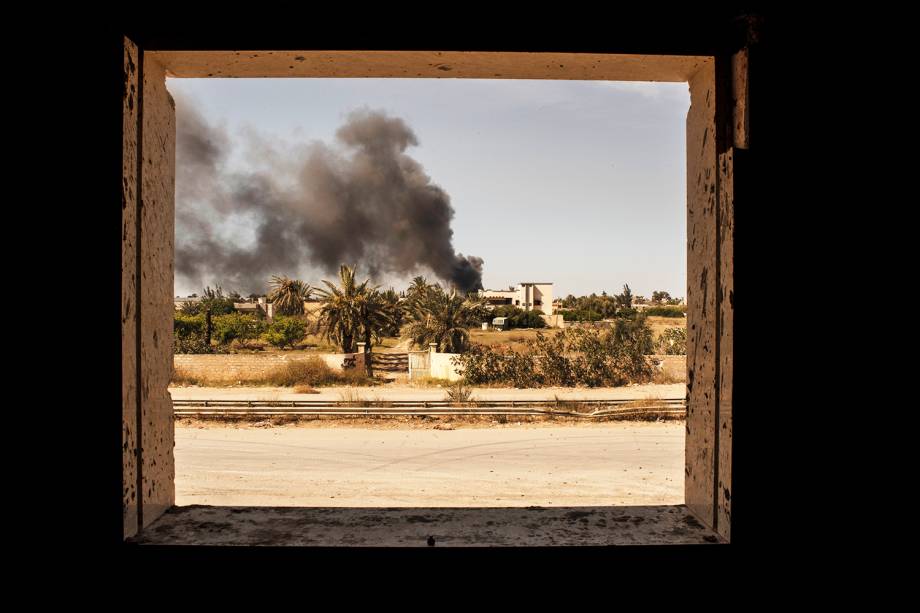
122 45 737 545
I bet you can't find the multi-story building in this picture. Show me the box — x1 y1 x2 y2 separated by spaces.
480 282 554 315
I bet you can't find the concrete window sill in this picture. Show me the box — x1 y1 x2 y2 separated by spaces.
129 504 724 547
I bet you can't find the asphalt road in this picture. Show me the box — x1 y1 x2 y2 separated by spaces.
175 422 684 507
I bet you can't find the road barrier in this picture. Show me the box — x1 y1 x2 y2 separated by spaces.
173 397 685 419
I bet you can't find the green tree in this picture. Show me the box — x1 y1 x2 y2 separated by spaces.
379 288 406 337
405 276 434 319
268 275 311 316
406 285 486 353
200 286 236 315
262 316 307 350
173 313 210 353
354 288 397 373
212 313 267 347
491 305 545 329
658 327 687 355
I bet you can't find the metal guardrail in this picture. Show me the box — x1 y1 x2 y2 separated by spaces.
173 397 685 418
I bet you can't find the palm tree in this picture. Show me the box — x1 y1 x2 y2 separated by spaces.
406 285 487 353
380 288 406 337
355 289 397 371
314 265 364 354
268 275 311 316
405 276 433 318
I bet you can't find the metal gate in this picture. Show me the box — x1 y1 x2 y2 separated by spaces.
371 352 409 373
408 351 430 380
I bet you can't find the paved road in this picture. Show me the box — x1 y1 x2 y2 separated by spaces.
175 422 683 507
169 382 684 402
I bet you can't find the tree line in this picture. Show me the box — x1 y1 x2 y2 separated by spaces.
557 285 685 321
174 266 490 355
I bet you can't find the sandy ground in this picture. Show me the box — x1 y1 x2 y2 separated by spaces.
169 382 684 402
176 421 683 507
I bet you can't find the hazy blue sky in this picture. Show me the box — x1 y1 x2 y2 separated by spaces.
166 78 689 299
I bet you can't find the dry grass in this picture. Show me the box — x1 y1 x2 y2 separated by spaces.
170 357 377 388
651 368 684 384
552 395 583 412
335 388 387 407
470 328 563 352
445 381 473 405
409 376 455 387
266 358 341 386
171 366 239 387
646 316 687 342
293 385 320 394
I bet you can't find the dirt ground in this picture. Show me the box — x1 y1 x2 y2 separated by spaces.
175 421 684 507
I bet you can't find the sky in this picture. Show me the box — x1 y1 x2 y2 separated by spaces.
166 77 690 299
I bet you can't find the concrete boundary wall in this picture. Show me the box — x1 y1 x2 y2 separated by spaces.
174 353 352 382
430 352 463 381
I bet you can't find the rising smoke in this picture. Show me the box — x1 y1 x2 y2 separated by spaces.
174 93 484 295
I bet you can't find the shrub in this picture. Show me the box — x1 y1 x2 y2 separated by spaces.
503 350 542 387
455 345 508 385
490 305 546 329
446 381 473 404
456 320 655 388
645 306 686 317
511 309 546 329
559 309 603 322
658 327 687 355
266 357 341 387
612 315 656 356
212 313 267 347
535 331 575 386
262 316 307 349
173 313 210 354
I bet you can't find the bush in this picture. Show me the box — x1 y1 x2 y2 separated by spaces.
267 357 339 386
212 313 267 347
612 315 655 355
559 309 603 322
503 350 543 387
535 331 574 386
262 316 307 349
658 327 687 355
490 305 546 329
456 345 509 385
645 306 686 317
455 322 655 388
446 381 473 404
511 309 546 329
173 313 210 354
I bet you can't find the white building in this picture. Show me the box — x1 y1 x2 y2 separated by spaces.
480 282 554 315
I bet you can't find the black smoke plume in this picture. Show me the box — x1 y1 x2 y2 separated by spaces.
174 95 484 294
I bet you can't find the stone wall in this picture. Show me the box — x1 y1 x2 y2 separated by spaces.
173 353 352 383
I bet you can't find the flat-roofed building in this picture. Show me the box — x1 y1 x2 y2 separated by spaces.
480 282 554 315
